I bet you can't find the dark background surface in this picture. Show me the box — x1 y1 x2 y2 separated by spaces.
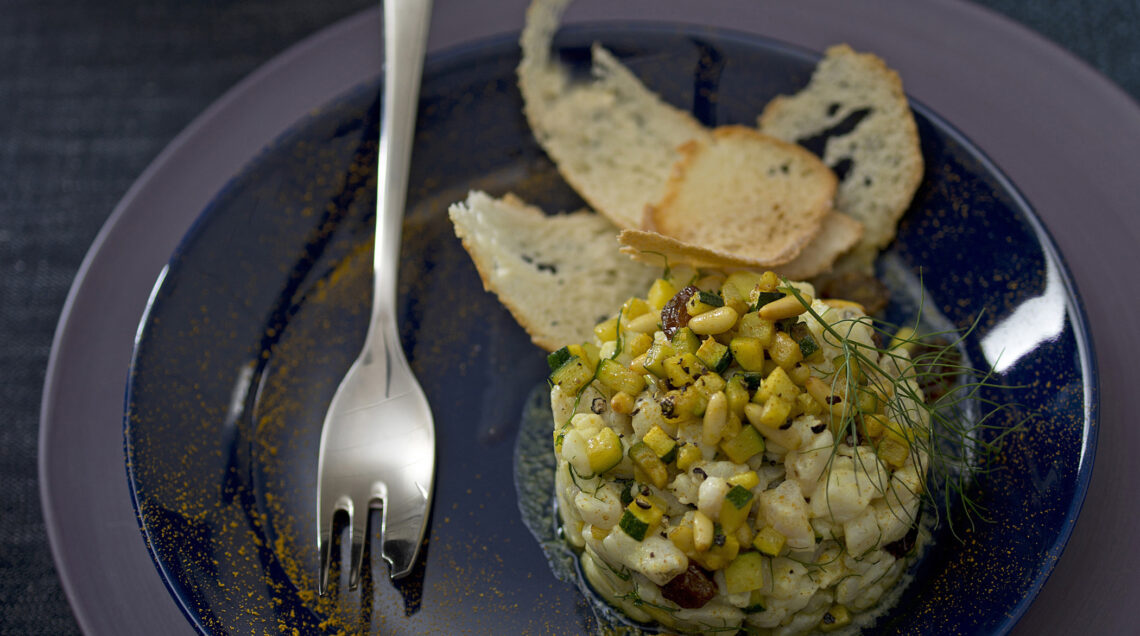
3 0 1137 633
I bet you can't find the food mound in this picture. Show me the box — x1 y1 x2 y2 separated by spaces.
547 269 929 635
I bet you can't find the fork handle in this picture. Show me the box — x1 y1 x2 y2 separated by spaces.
369 0 433 363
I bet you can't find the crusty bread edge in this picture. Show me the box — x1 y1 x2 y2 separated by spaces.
449 192 577 352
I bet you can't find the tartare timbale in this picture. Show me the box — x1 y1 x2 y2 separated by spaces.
548 268 928 635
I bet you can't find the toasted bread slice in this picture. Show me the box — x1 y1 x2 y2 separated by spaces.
645 126 838 266
518 0 709 229
758 44 923 270
619 211 861 279
449 191 659 351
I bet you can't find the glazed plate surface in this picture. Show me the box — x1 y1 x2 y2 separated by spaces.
124 26 1096 634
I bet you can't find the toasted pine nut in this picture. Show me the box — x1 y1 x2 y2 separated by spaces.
625 312 661 334
610 391 635 415
758 294 813 321
688 306 739 335
702 391 729 447
693 511 715 552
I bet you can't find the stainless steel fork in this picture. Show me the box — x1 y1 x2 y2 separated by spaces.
316 0 435 595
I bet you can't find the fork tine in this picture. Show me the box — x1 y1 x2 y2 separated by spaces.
381 480 430 579
346 498 370 590
317 522 333 596
317 493 349 596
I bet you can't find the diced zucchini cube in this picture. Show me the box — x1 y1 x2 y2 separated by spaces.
642 425 677 463
754 366 800 404
627 494 665 528
729 337 767 372
737 372 765 391
585 427 624 475
548 356 594 396
884 418 917 446
642 341 676 378
725 375 751 418
621 296 651 321
647 278 678 311
567 342 600 369
675 443 701 470
719 425 766 464
719 485 754 532
618 510 650 541
628 441 669 489
668 523 696 553
796 392 823 417
726 471 760 490
862 412 888 439
878 437 910 469
661 386 708 422
547 346 572 371
737 312 776 347
692 372 727 399
718 280 751 315
663 352 706 388
723 551 767 594
594 316 619 342
797 333 822 361
596 358 645 395
752 526 786 556
685 290 724 316
725 484 754 509
723 271 765 302
691 530 740 571
769 332 804 369
757 396 792 428
857 392 880 417
670 327 701 355
626 332 654 359
723 412 744 440
696 337 732 373
756 270 781 292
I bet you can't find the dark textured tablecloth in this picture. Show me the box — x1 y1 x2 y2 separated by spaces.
3 0 1137 633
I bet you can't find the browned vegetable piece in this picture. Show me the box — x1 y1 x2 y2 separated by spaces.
661 285 700 339
661 563 718 609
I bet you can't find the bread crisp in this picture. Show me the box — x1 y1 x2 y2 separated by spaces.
759 44 924 271
619 211 861 280
448 191 659 351
646 126 838 266
518 0 709 230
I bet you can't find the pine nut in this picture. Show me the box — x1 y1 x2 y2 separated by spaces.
625 312 661 333
688 306 739 335
702 391 729 447
693 511 715 552
758 294 812 321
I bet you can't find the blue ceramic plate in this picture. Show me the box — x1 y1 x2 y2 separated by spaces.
125 25 1097 635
